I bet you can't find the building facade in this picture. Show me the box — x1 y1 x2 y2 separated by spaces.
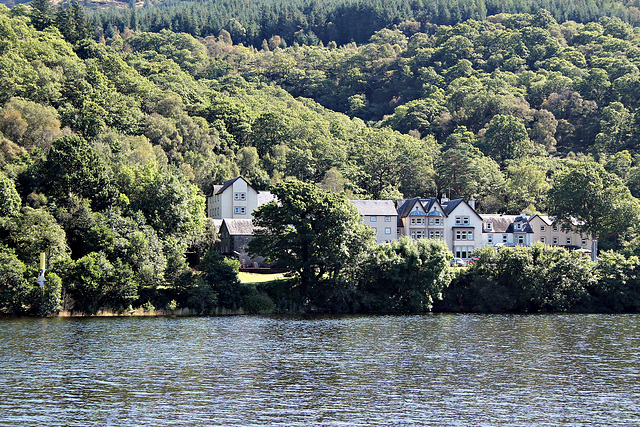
481 213 593 253
396 197 484 260
207 177 273 220
351 200 398 243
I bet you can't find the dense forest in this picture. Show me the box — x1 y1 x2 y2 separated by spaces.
2 0 640 315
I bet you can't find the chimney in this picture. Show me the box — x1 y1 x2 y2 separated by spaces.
468 198 476 210
441 194 449 203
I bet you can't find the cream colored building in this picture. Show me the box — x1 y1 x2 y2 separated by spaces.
481 213 593 254
351 200 398 243
528 215 592 250
206 177 274 220
396 197 484 260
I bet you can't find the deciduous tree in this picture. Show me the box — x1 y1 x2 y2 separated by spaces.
248 180 373 306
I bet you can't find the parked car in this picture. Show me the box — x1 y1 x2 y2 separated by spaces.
468 257 480 265
450 257 465 267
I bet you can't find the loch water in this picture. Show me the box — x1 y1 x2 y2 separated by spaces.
1 314 639 426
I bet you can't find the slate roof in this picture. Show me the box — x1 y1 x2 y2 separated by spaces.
216 177 243 195
481 214 518 233
222 219 256 235
209 184 224 197
395 198 421 218
441 198 464 216
351 200 397 216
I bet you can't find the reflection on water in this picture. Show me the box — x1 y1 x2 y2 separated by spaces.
1 315 639 426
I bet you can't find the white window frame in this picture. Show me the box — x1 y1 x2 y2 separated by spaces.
502 234 508 243
553 237 559 245
385 227 391 234
385 216 391 222
488 234 493 244
566 237 572 245
541 237 546 244
486 222 493 231
517 235 524 245
371 216 377 222
540 225 546 232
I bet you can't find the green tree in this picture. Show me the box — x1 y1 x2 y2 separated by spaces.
359 237 452 313
0 245 31 314
248 180 374 307
479 114 535 166
198 248 244 311
548 161 640 245
30 0 53 31
43 136 117 210
0 170 21 217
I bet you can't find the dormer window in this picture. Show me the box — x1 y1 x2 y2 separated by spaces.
515 223 522 231
486 222 493 231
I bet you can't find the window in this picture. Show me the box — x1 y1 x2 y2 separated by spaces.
540 225 546 232
385 227 391 234
456 231 473 240
502 234 508 243
411 230 425 239
517 235 524 245
234 206 246 215
455 246 474 259
553 225 559 232
486 222 493 231
234 192 246 200
581 238 587 246
566 237 572 245
553 237 559 245
411 217 425 225
385 216 391 222
541 237 546 244
515 223 522 231
488 234 493 244
456 216 470 225
430 217 442 225
429 230 442 239
371 216 377 222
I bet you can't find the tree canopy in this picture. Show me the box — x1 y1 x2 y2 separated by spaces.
249 180 374 306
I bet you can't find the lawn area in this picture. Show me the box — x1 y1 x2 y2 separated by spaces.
238 271 287 284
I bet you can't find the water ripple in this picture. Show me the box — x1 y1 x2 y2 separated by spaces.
1 314 639 426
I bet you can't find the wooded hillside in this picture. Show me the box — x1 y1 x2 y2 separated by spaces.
3 1 640 314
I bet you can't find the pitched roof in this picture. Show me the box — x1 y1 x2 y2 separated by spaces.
216 177 243 195
441 198 464 216
481 214 518 233
209 184 224 197
396 198 421 218
222 219 256 235
351 200 397 216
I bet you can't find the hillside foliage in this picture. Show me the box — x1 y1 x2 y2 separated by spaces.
2 1 640 314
